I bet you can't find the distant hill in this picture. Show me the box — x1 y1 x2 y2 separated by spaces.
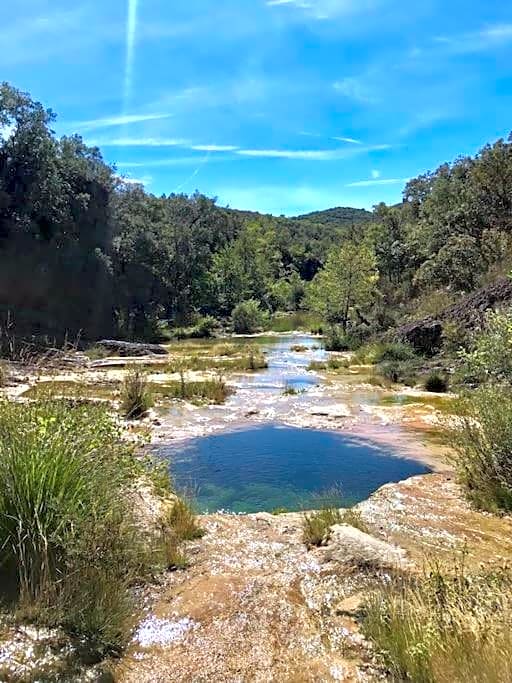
295 206 373 225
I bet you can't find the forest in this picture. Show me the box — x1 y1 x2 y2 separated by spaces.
1 81 512 350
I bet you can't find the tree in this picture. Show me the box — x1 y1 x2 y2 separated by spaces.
307 242 378 331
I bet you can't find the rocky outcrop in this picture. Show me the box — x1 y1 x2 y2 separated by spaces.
325 524 411 570
394 277 512 354
95 339 169 356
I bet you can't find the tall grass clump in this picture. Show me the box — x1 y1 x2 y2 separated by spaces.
362 557 512 683
0 398 151 654
303 507 343 547
160 498 205 570
120 368 153 419
449 385 512 512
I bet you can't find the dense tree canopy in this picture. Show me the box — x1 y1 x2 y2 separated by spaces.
1 82 512 346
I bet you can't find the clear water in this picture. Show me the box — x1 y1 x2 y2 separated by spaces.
163 424 431 513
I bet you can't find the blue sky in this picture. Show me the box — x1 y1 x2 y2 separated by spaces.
2 1 512 215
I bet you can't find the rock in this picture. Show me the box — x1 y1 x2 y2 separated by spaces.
310 404 351 419
325 524 410 569
394 277 512 355
95 339 168 357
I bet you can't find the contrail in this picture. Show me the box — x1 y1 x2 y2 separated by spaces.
123 0 139 113
173 150 212 194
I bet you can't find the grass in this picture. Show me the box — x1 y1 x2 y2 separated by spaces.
282 382 305 396
166 347 267 373
156 378 233 404
308 356 350 372
0 396 205 661
362 556 512 683
302 507 343 547
120 368 153 419
160 498 205 570
0 398 158 655
448 385 512 512
341 508 369 533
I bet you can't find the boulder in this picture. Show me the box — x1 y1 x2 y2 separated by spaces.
394 277 512 355
325 524 410 569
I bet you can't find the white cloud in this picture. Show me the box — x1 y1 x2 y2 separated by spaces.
433 23 512 55
371 169 381 179
190 144 240 152
345 177 409 187
116 174 152 186
266 0 384 21
333 77 377 104
96 137 187 147
333 136 362 144
236 144 390 160
76 113 172 131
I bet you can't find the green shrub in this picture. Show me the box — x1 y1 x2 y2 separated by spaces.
160 498 204 571
341 508 369 533
356 341 416 365
302 507 343 548
362 558 512 683
424 371 449 393
0 399 155 654
377 360 418 386
323 326 361 352
449 386 512 512
457 308 512 385
232 300 266 334
120 368 153 419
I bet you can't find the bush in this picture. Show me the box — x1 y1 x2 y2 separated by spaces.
232 300 266 334
424 371 449 393
0 399 155 654
362 558 512 683
190 315 217 339
377 360 418 387
323 326 362 352
302 507 343 547
457 308 512 385
449 386 512 512
341 508 369 533
157 378 233 404
160 498 204 571
120 368 153 419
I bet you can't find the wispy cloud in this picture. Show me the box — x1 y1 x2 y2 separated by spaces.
236 144 390 160
345 177 408 187
333 77 378 104
432 23 512 56
266 0 385 21
76 113 172 131
190 144 240 152
333 136 362 145
96 137 187 147
371 169 381 179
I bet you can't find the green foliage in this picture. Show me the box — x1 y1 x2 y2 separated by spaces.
341 508 369 533
120 368 153 419
424 371 449 393
449 386 512 512
458 308 512 385
232 299 266 334
308 356 350 372
307 241 378 331
173 315 218 340
0 399 157 654
377 360 418 386
302 507 343 548
362 558 512 683
160 498 204 571
357 341 417 364
157 378 232 404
